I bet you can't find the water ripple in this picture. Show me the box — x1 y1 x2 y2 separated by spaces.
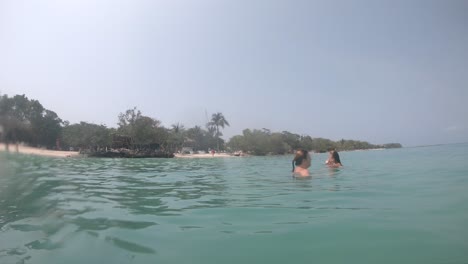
1 146 468 264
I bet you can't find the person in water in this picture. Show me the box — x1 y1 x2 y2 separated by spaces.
292 149 311 177
326 149 342 168
325 148 334 165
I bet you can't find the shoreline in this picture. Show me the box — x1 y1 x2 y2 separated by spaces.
0 143 393 159
0 143 239 159
0 143 80 158
174 153 239 158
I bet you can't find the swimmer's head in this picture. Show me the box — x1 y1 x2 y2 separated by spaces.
332 151 341 164
292 149 311 172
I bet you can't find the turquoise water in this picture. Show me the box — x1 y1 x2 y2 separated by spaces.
1 144 467 264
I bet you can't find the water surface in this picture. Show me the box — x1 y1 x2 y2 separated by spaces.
1 144 467 263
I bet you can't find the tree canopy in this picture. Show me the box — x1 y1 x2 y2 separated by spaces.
208 112 230 151
0 93 402 154
226 130 400 155
0 94 62 148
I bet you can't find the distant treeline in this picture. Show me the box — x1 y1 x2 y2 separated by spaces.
0 94 402 155
228 129 401 155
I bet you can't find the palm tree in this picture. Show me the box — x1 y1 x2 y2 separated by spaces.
208 112 230 151
169 123 185 152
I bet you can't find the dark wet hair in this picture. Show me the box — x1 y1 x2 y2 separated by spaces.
292 149 308 172
332 151 342 164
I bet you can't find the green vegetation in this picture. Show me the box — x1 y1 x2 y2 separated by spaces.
208 112 230 151
0 93 402 154
225 129 399 155
62 122 113 149
0 94 62 148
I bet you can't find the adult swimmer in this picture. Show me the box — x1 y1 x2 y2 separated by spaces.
326 148 342 168
292 149 312 177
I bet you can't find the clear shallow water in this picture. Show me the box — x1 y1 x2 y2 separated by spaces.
0 144 467 264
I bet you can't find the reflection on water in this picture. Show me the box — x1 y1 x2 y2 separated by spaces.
1 145 468 264
0 155 235 263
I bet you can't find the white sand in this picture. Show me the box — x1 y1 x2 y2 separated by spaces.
0 143 80 158
0 143 245 159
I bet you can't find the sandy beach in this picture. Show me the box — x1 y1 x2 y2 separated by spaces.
0 143 80 158
0 143 242 159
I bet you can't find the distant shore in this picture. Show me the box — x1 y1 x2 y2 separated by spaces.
0 142 389 159
0 143 80 158
174 153 240 158
0 143 243 159
338 148 386 152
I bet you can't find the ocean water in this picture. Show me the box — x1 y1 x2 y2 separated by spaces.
0 144 467 264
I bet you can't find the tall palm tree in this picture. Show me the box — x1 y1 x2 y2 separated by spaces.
169 123 185 152
208 112 230 151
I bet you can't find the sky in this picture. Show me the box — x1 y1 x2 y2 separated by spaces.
1 0 467 147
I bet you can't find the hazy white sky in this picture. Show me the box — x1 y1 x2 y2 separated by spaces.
1 0 467 146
